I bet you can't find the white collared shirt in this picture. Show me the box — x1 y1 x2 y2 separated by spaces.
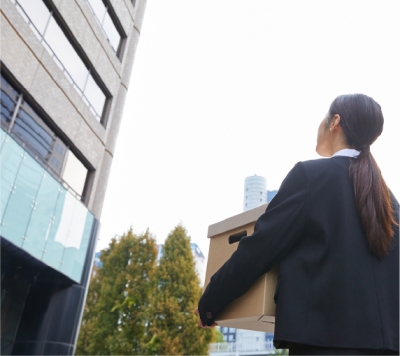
332 148 360 158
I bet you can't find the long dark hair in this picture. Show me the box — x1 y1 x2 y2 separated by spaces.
329 94 398 258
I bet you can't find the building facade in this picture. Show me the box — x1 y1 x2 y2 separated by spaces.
0 0 146 354
243 175 278 212
243 175 267 212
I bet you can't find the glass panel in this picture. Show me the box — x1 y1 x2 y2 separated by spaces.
1 151 44 247
1 77 19 128
0 90 15 127
0 132 95 283
60 210 94 282
84 75 105 119
16 0 51 35
102 12 120 51
22 171 61 260
44 18 89 91
62 151 88 196
86 0 107 25
0 132 24 222
0 127 6 151
53 192 89 282
41 187 67 271
13 103 53 159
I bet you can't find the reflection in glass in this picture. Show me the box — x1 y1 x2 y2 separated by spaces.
84 75 105 117
0 129 95 283
1 76 19 127
41 187 67 270
1 152 44 247
22 172 61 260
60 211 94 283
14 106 53 159
0 137 24 222
62 151 88 197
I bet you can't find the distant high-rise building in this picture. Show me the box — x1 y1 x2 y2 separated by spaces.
219 175 278 352
243 175 278 212
267 189 278 203
243 175 267 211
1 0 146 354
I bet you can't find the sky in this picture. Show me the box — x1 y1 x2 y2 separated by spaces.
97 0 400 260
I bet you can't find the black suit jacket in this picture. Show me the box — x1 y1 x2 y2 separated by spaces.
198 157 399 351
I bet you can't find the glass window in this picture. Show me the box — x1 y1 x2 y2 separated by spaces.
1 151 44 247
1 76 19 127
102 12 120 51
15 0 108 123
16 0 51 39
44 18 89 91
62 151 88 197
13 102 54 159
86 0 123 54
87 0 106 22
1 74 88 200
84 75 105 117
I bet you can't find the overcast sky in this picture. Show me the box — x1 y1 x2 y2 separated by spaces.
97 0 400 260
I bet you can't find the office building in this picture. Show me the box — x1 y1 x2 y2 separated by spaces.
0 0 146 354
243 175 278 212
267 189 278 203
243 175 267 212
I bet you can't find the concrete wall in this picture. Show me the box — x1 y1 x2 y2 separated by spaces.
0 0 147 218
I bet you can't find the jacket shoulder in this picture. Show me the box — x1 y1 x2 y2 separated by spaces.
299 157 351 175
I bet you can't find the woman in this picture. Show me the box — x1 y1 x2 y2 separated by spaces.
196 94 399 355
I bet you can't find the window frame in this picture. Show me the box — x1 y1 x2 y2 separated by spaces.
1 68 94 205
15 0 112 127
85 0 127 60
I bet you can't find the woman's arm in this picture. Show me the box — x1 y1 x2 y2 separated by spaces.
198 162 309 326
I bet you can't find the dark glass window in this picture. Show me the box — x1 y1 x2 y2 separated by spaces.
0 73 88 199
13 103 54 159
0 76 19 127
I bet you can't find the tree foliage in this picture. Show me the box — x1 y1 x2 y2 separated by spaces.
143 224 215 354
76 225 215 355
76 228 158 355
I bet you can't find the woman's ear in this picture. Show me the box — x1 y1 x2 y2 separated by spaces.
330 114 341 130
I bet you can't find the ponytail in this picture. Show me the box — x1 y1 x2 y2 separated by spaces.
329 94 398 258
349 148 397 258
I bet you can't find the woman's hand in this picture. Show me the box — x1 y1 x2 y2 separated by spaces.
195 307 218 328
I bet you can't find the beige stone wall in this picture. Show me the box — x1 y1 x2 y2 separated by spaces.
0 0 147 218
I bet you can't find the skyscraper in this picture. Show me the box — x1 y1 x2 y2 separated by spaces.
0 0 146 354
243 175 267 212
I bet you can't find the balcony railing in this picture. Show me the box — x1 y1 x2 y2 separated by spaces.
210 340 275 354
0 128 95 283
13 0 103 121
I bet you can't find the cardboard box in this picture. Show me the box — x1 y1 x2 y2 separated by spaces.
204 204 278 333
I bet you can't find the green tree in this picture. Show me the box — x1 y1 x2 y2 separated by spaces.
144 224 215 355
76 228 158 355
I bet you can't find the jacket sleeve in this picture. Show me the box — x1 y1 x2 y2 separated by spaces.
198 162 309 326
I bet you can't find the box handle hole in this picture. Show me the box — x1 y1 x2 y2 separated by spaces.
228 230 247 244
